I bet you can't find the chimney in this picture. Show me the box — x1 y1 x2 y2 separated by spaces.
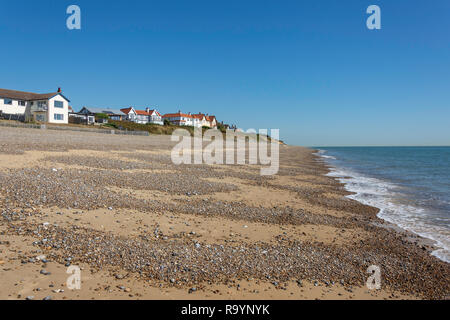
57 87 62 93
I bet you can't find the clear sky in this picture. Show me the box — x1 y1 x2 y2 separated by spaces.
0 0 449 146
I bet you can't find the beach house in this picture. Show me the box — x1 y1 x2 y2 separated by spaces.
192 113 217 128
76 107 126 124
163 111 202 127
0 88 70 124
120 107 163 125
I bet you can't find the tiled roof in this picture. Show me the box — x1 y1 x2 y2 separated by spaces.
135 110 149 115
120 107 133 115
0 88 70 102
80 107 124 115
121 108 161 117
147 109 161 117
163 112 193 119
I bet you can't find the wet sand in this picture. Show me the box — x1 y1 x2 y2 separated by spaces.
0 126 448 300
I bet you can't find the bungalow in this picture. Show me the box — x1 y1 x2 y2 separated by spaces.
77 107 125 124
120 107 163 125
0 88 70 124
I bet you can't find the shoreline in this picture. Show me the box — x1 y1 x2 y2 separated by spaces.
313 149 449 263
0 126 449 300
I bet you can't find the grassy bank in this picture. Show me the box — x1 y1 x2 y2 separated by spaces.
103 120 217 136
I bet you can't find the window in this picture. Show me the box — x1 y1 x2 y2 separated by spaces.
54 100 64 108
38 101 47 108
54 114 64 121
3 98 12 105
18 101 26 106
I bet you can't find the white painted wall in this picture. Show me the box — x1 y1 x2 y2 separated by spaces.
47 95 69 124
0 97 27 114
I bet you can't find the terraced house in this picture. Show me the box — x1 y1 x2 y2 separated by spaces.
0 88 70 124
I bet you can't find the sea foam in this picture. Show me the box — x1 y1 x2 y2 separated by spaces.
316 150 450 263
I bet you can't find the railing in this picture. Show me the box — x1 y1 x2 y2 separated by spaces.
32 106 48 112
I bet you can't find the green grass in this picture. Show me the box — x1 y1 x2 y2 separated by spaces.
103 120 217 136
102 120 283 143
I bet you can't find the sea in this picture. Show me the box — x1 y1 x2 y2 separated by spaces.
315 146 450 263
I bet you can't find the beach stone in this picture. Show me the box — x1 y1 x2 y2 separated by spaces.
188 287 197 294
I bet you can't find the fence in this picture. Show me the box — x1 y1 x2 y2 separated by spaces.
0 121 41 129
0 121 149 136
0 113 25 122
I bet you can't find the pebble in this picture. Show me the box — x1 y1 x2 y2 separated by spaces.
188 287 197 294
0 129 448 300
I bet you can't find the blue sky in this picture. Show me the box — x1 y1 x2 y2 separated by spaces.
0 0 449 146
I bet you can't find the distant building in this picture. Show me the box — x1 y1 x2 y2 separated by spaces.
76 107 125 124
0 88 70 124
163 111 217 128
120 107 163 125
191 113 217 128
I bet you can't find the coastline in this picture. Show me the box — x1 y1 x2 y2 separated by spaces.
314 148 449 263
0 126 449 300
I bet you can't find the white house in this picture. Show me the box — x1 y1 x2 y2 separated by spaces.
163 111 200 127
163 111 217 128
120 107 163 125
192 113 217 128
0 88 70 124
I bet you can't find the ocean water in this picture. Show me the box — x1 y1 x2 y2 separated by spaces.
315 147 450 263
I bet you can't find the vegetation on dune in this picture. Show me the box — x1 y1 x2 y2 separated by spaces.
102 120 282 143
95 113 109 120
103 120 219 136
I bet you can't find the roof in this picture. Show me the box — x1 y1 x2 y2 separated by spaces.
80 107 124 115
120 107 133 115
0 88 70 102
163 112 193 119
120 107 161 116
135 110 150 116
192 113 206 120
147 109 161 117
191 113 216 122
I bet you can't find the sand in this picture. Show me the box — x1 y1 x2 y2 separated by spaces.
0 126 448 300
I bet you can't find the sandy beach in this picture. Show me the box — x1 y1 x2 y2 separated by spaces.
0 126 448 300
